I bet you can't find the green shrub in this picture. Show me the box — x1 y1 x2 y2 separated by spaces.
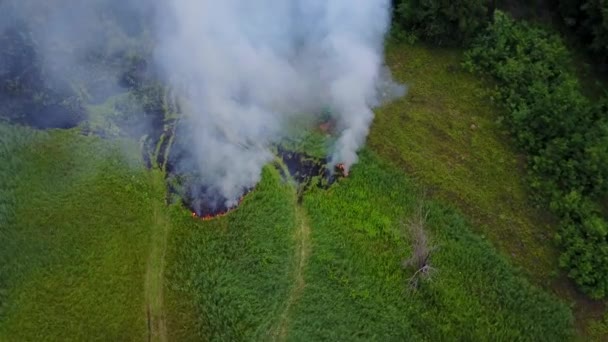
464 11 608 298
393 0 490 45
554 191 608 298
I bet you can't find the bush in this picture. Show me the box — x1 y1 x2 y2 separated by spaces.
393 0 490 45
464 11 608 298
554 191 608 298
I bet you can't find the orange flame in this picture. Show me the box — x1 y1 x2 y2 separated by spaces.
336 163 349 177
191 193 248 221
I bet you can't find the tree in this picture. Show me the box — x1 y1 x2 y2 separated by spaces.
393 0 490 45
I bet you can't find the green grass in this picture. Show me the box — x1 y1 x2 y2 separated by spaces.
84 93 133 135
0 123 163 340
0 42 590 341
370 43 562 286
278 129 333 159
371 42 607 338
160 147 574 341
282 150 573 340
163 166 298 341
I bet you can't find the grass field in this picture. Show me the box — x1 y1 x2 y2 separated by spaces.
371 44 559 282
282 151 573 340
159 148 573 341
370 43 607 337
163 166 298 341
1 42 602 341
0 123 164 340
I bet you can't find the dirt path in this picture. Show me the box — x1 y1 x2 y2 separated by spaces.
270 201 311 341
144 173 170 342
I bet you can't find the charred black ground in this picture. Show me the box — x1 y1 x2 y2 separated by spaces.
157 121 248 218
155 120 336 218
276 145 336 199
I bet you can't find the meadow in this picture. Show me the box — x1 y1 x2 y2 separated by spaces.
371 43 607 337
1 41 601 340
163 166 298 341
159 146 574 340
0 123 165 340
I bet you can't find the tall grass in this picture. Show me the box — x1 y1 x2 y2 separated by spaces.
284 151 573 340
0 123 162 340
164 166 298 341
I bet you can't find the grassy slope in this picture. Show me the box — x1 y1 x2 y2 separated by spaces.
370 44 560 282
370 43 606 337
0 123 164 340
161 43 578 339
0 42 588 340
163 166 298 341
285 151 572 340
160 148 573 341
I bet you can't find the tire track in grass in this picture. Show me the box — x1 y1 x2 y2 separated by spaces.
144 172 170 342
270 197 311 341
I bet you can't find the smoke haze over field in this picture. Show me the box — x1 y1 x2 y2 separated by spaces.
156 0 404 205
1 0 404 207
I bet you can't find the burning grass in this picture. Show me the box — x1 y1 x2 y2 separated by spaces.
276 146 336 188
163 152 254 220
155 119 340 220
187 187 251 220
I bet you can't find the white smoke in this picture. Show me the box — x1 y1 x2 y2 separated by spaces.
1 0 403 206
155 0 404 205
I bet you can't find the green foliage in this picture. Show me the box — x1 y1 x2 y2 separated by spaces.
464 11 608 298
393 0 490 45
162 132 574 340
589 312 608 340
554 191 608 298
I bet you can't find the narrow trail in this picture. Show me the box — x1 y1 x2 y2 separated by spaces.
144 173 170 342
271 199 311 341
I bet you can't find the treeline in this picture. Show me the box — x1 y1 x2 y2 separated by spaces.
463 12 608 298
392 0 608 66
392 2 608 298
391 0 490 44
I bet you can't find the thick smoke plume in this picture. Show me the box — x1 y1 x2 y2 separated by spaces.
156 0 403 205
1 0 404 208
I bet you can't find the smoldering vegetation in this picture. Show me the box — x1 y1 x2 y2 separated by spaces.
0 0 405 214
0 19 83 129
163 124 334 217
0 0 158 133
154 0 405 207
